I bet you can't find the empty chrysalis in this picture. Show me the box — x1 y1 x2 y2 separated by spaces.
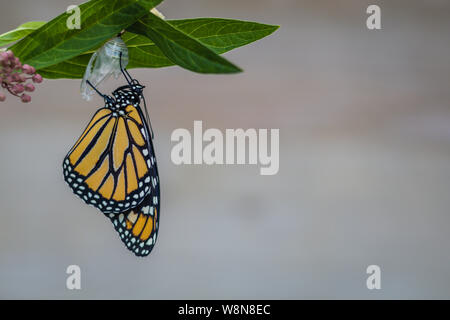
81 36 129 101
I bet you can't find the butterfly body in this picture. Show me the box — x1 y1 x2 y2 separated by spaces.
63 62 160 257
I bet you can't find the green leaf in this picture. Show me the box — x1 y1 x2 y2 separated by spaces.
9 0 163 70
128 13 242 74
168 18 279 55
0 21 47 47
39 18 278 79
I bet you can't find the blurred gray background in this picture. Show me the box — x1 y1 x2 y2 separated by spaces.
1 0 450 299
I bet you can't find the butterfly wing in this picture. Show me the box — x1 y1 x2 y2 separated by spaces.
63 104 155 214
108 183 160 257
108 103 160 257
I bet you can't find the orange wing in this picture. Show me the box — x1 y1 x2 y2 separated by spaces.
63 105 156 214
108 193 160 257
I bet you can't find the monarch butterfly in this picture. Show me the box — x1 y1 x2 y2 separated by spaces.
63 53 160 256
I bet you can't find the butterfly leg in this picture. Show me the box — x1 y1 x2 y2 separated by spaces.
119 51 135 86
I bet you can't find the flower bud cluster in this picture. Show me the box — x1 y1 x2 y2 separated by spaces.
0 50 43 103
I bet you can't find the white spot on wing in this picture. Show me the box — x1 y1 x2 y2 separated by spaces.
128 212 138 223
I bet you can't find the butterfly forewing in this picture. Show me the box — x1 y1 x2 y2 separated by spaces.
63 104 155 214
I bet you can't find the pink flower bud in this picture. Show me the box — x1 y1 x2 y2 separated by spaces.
22 64 34 75
20 93 31 103
5 50 14 59
1 59 10 68
25 83 35 92
12 84 24 94
11 73 21 82
3 67 12 74
0 92 6 102
32 74 43 83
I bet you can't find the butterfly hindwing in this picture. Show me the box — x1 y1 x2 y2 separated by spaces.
108 192 160 257
63 104 155 214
